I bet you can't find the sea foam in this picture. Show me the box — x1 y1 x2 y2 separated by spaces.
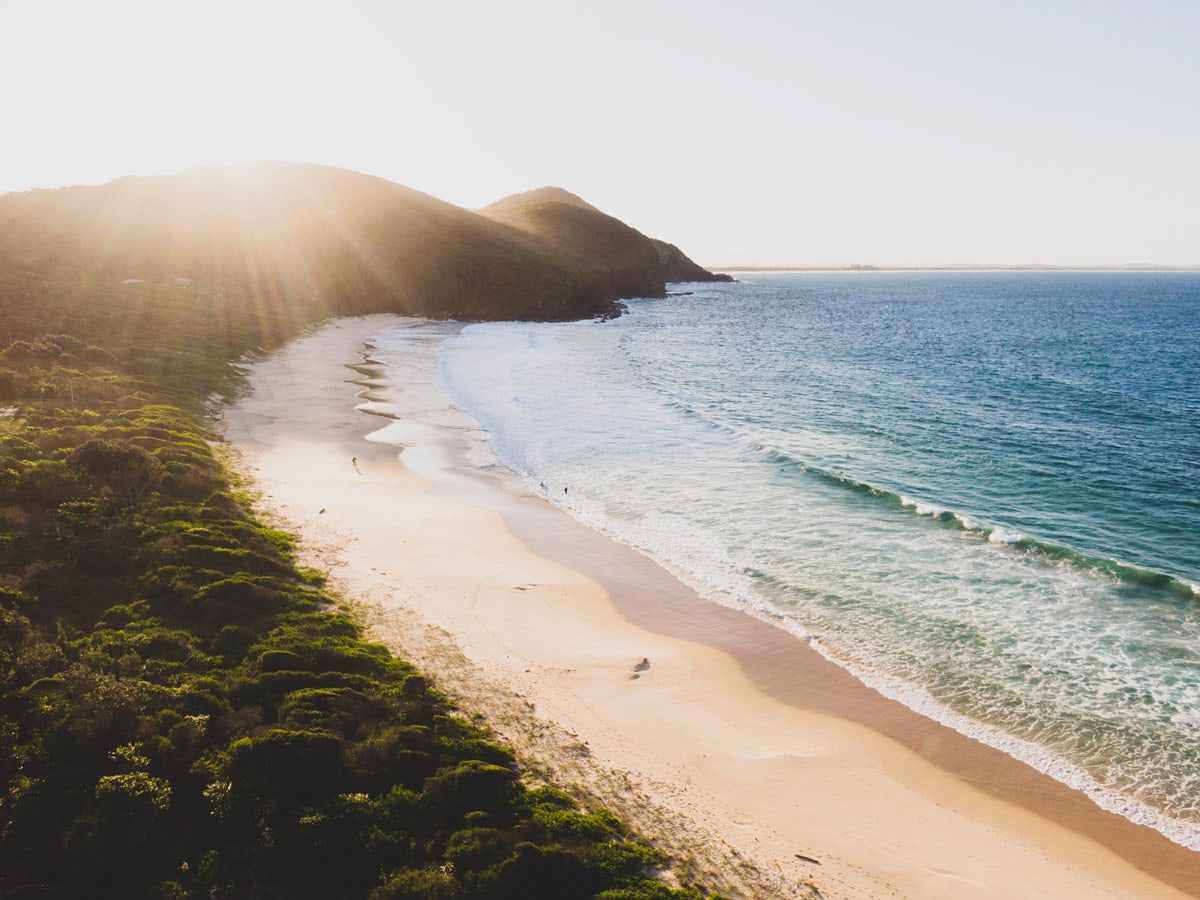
418 270 1200 848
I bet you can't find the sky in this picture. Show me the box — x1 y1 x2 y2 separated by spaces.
2 0 1197 267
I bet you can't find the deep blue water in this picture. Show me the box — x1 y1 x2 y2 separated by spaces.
383 271 1200 845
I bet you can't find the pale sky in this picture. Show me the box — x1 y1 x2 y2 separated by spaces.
2 0 1197 267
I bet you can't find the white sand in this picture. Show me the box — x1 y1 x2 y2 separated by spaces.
221 315 1200 899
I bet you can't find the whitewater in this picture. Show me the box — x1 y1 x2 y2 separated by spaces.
371 270 1200 848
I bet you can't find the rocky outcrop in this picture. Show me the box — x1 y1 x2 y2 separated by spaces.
651 239 736 284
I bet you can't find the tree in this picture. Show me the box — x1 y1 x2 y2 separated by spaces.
69 438 164 506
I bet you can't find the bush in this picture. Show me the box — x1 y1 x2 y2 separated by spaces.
0 368 20 402
371 869 465 900
68 438 164 505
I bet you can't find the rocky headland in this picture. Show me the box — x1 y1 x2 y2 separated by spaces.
0 163 726 323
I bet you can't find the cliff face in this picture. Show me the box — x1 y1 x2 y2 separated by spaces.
0 165 727 322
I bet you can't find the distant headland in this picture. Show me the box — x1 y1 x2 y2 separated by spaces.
714 263 1200 272
0 162 730 323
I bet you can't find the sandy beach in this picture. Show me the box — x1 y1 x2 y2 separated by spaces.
221 315 1200 899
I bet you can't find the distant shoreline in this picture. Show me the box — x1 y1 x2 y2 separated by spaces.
711 264 1200 273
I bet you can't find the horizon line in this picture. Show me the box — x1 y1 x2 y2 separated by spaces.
709 263 1200 273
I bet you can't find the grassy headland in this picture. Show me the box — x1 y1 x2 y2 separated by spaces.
0 163 726 325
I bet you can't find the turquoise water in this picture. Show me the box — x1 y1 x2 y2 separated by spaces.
380 271 1200 846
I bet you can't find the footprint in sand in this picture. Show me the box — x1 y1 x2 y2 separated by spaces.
629 657 650 680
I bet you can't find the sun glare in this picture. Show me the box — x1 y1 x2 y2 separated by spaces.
2 1 375 191
3 1 1198 266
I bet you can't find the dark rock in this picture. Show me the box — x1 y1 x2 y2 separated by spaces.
651 239 736 284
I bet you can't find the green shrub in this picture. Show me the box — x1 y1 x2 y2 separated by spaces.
371 869 464 900
0 225 718 896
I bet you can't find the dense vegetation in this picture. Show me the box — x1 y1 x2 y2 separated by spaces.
0 191 720 896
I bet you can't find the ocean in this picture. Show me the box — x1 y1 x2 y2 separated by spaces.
374 271 1200 848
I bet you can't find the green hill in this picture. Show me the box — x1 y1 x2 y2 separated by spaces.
0 163 725 323
479 188 666 307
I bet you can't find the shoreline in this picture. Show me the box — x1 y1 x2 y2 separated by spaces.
221 315 1200 899
710 266 1200 273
